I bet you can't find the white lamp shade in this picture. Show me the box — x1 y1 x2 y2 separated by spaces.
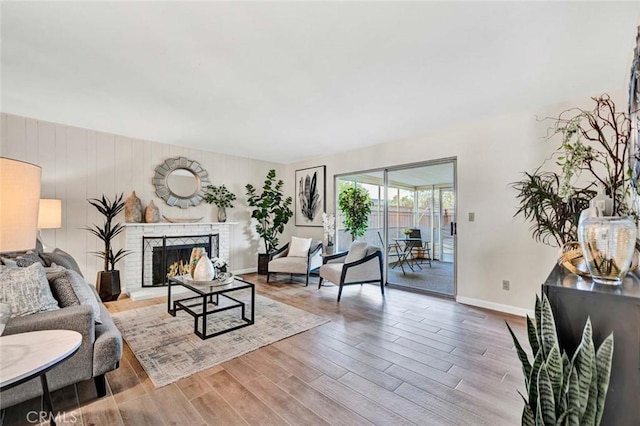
38 199 62 229
0 158 42 252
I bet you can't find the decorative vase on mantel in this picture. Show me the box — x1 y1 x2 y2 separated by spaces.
125 191 143 223
144 200 160 223
578 216 637 285
217 206 227 223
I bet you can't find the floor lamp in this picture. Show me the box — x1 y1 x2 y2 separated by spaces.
0 157 42 253
37 199 62 251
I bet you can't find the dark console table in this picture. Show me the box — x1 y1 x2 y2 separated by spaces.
543 265 640 426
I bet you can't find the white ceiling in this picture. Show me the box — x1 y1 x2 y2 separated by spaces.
2 2 640 164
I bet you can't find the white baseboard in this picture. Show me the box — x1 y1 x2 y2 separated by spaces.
455 296 534 318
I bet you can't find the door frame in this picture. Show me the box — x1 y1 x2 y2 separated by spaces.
334 157 457 297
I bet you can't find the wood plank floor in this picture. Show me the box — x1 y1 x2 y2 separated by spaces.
2 273 528 425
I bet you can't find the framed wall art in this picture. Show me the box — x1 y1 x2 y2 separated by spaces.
295 165 326 227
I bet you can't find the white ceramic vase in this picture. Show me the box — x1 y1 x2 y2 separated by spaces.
193 255 216 281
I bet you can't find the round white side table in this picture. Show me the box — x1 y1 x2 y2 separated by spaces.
0 330 82 426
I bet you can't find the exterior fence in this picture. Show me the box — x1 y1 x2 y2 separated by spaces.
336 208 453 259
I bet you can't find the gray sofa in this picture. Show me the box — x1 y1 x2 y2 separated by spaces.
0 283 122 409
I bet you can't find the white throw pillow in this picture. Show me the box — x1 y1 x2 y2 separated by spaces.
0 263 59 318
288 237 312 257
345 241 369 263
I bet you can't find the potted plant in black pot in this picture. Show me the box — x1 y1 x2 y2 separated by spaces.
85 194 131 301
246 169 293 274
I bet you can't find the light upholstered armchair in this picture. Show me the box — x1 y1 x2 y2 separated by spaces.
267 237 323 286
318 242 384 302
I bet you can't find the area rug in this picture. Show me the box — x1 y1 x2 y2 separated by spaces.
112 294 329 388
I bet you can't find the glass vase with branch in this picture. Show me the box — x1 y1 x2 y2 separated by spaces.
513 94 637 248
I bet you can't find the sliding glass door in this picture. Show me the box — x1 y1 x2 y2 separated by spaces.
335 159 456 297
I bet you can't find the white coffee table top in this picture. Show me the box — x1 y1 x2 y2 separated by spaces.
0 330 82 388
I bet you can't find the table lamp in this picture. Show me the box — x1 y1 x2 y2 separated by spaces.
37 199 62 251
0 158 42 253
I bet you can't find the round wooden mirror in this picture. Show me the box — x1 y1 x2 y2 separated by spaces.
153 157 210 208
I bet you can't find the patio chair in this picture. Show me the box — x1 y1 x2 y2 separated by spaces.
407 228 431 267
318 242 384 302
377 232 402 261
378 231 406 273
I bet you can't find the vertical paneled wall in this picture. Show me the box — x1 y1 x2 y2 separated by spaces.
0 113 283 283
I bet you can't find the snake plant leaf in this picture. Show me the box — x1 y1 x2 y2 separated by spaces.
536 395 545 426
556 411 568 426
535 294 542 347
541 294 558 358
522 403 535 426
566 366 580 426
527 314 540 356
559 352 571 415
561 352 571 395
529 348 543 412
506 321 532 381
572 318 594 419
581 353 598 426
546 343 563 408
538 363 556 426
594 333 614 425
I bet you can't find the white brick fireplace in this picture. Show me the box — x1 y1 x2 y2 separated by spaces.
123 222 235 301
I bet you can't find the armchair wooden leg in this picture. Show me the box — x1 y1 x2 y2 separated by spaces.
337 284 344 302
380 279 385 296
266 273 271 283
318 277 324 288
305 274 309 287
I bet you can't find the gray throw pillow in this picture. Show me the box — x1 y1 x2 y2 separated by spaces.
0 263 59 318
14 252 46 267
0 257 18 267
41 248 84 277
1 252 45 268
47 270 81 308
60 270 102 324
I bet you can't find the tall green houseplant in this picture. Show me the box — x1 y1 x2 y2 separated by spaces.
85 193 130 301
338 185 373 241
246 169 293 254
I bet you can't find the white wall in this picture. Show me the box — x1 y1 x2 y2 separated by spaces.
285 91 628 314
0 113 284 283
1 90 626 314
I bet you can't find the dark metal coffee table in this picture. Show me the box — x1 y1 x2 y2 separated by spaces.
167 275 255 340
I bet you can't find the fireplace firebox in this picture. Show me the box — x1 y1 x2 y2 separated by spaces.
142 234 219 287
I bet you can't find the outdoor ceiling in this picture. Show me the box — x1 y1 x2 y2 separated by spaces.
350 163 454 188
2 2 640 164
